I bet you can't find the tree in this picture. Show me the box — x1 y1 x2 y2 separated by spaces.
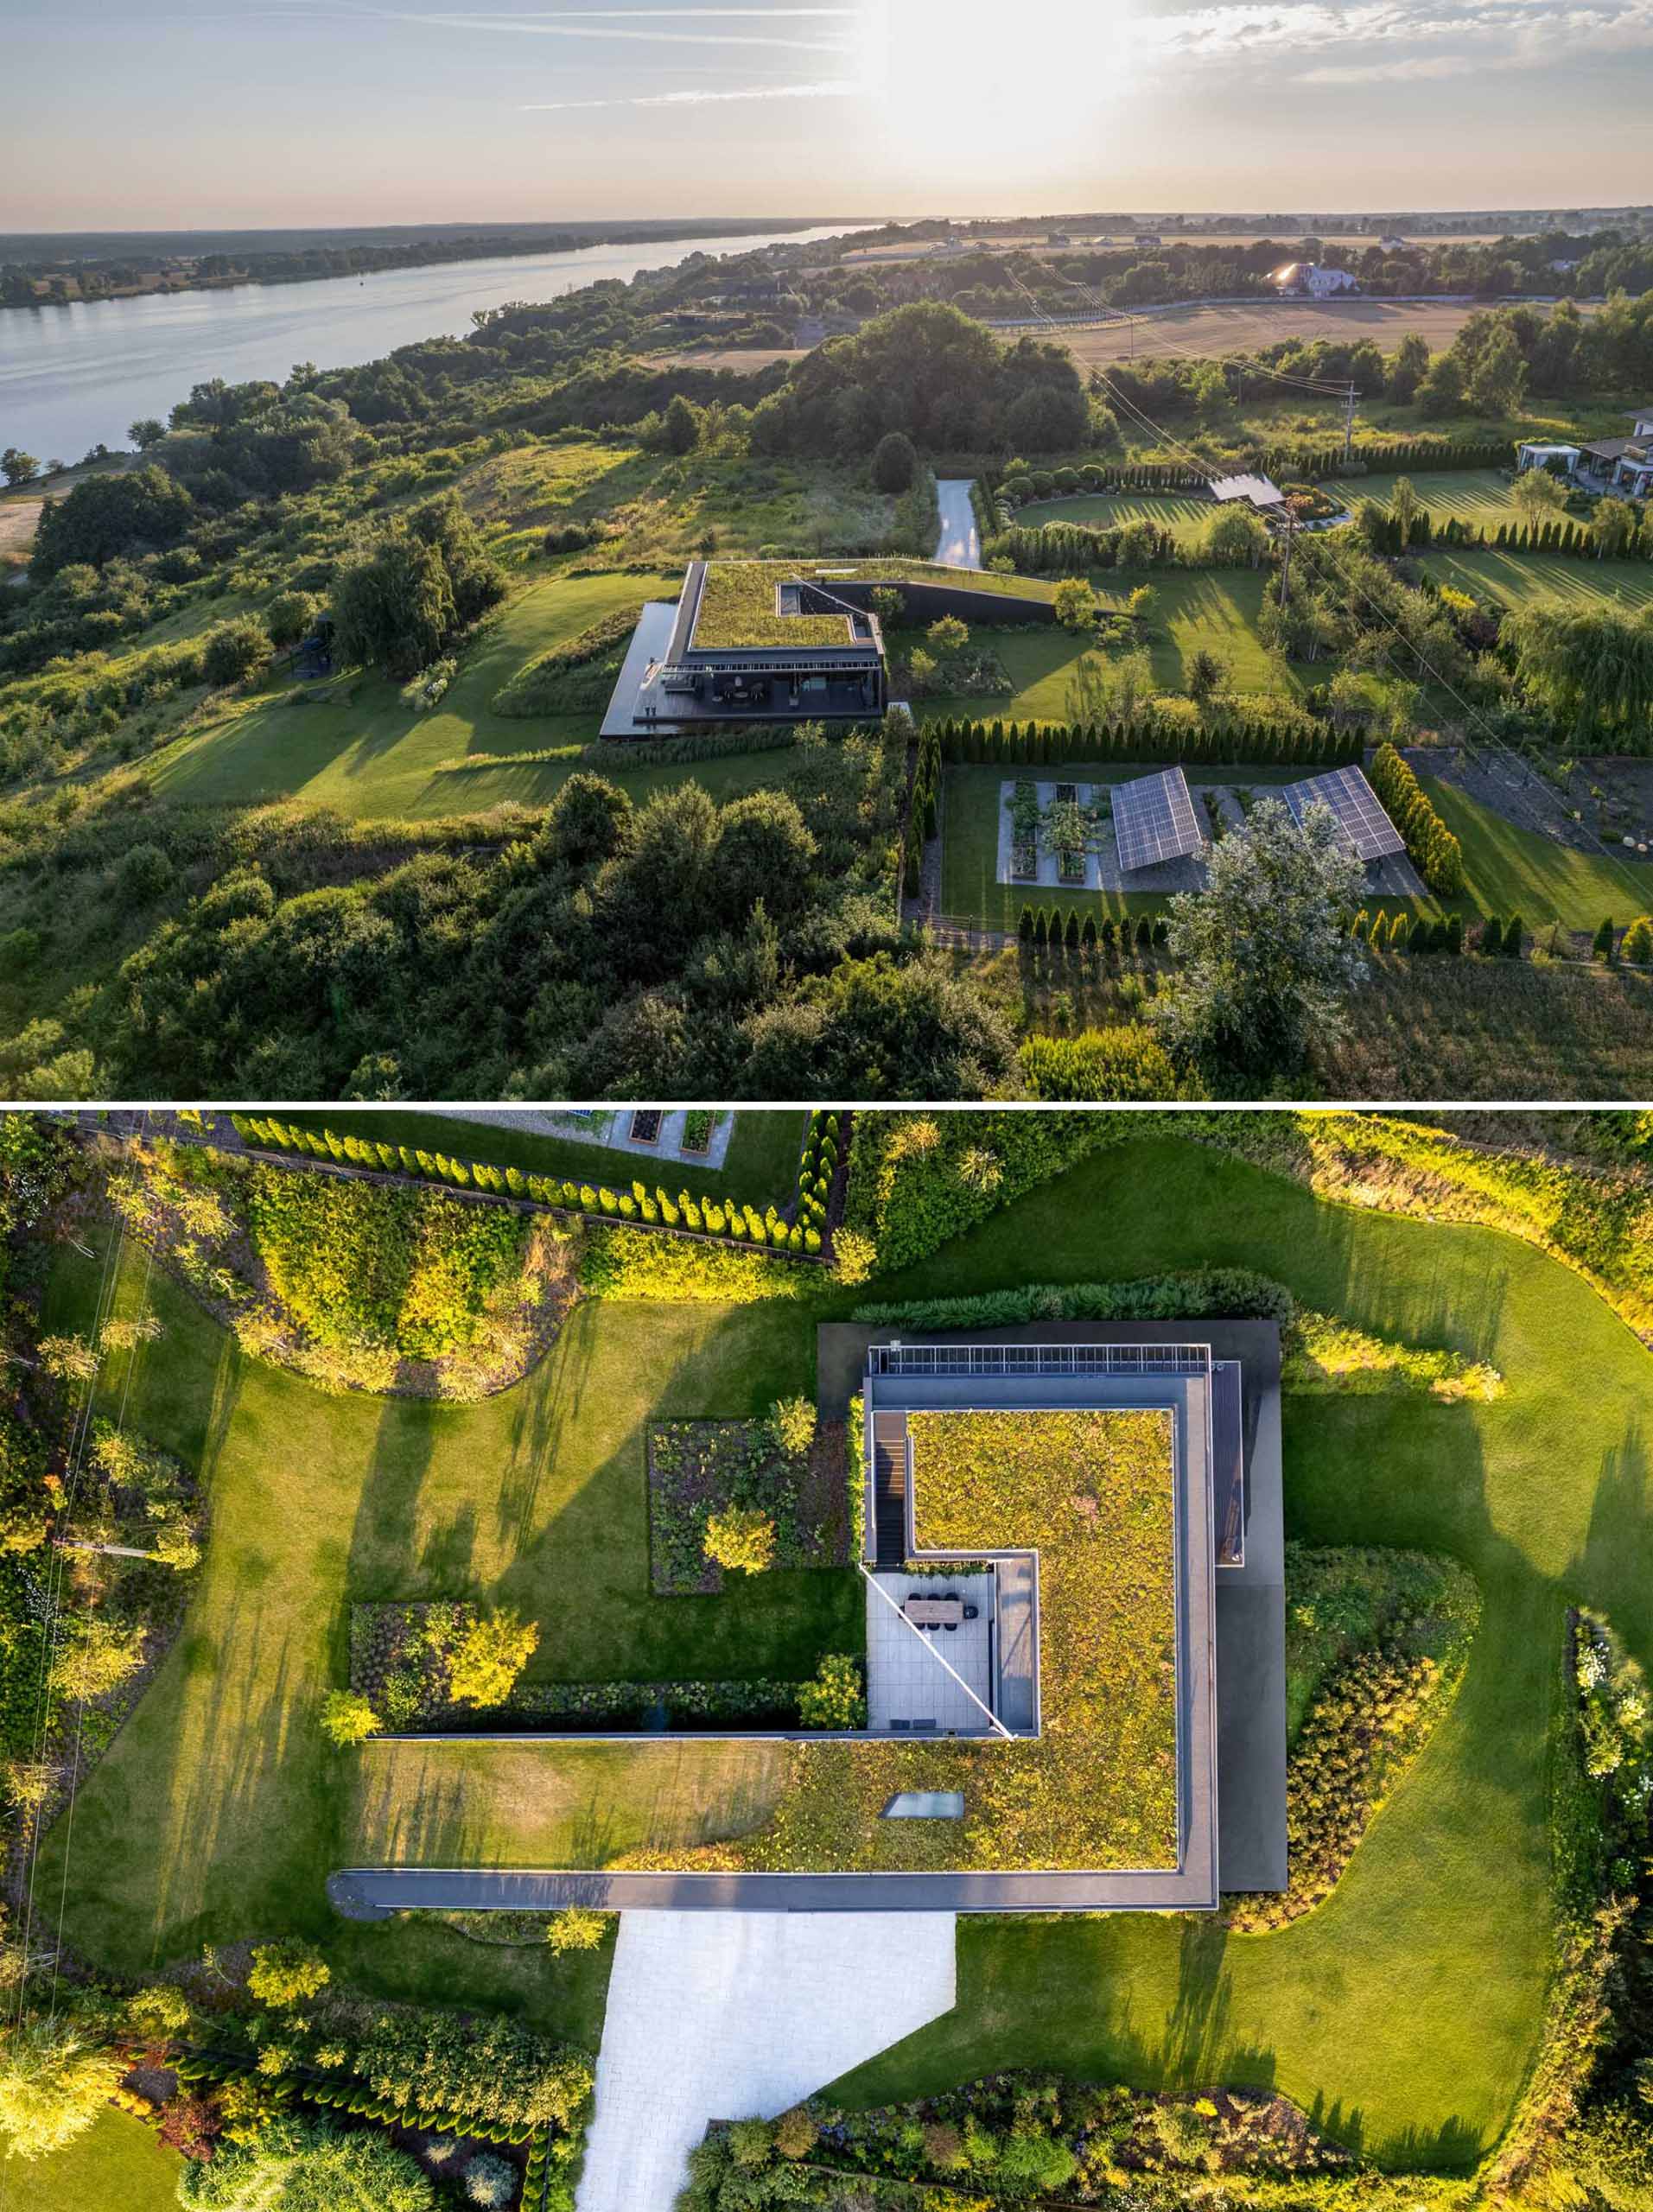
30 463 193 576
1385 331 1432 404
1052 577 1097 631
1591 497 1639 560
1620 914 1653 964
1186 648 1228 702
662 394 701 455
264 588 321 649
202 616 274 689
179 2114 436 2211
831 1230 877 1287
128 418 166 450
704 1504 776 1574
1 448 39 487
1510 467 1567 528
101 1313 163 1357
871 430 918 493
330 493 503 679
1593 916 1617 963
39 1333 99 1382
769 1395 817 1456
1128 585 1157 623
0 2018 122 2161
797 1652 866 1730
544 1905 611 1955
247 1938 330 2008
1465 325 1528 416
49 1616 146 1700
1415 354 1465 417
320 1688 380 1745
1389 476 1425 546
1153 797 1369 1081
926 613 969 652
446 1607 539 1707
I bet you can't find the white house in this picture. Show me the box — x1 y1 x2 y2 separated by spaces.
1268 262 1360 298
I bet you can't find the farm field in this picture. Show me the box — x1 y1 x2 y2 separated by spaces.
924 570 1294 725
1057 296 1527 370
31 1248 841 1974
278 1106 811 1211
1418 546 1653 611
143 566 810 820
1014 490 1215 539
826 1132 1653 2166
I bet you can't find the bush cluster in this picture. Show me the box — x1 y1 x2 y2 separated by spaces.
1369 741 1465 893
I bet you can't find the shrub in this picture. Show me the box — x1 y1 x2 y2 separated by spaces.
1620 914 1653 964
1052 577 1097 631
464 2151 517 2208
773 2106 817 2159
246 1938 330 2008
264 588 321 649
447 1607 539 1707
544 1905 611 1955
320 1688 381 1745
832 1230 878 1287
1369 741 1465 895
797 1652 867 1731
703 1505 777 1575
202 615 274 689
768 1395 817 1457
118 841 175 905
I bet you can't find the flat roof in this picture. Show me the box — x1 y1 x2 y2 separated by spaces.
1209 471 1285 510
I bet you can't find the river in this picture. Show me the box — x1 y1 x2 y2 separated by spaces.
0 224 842 466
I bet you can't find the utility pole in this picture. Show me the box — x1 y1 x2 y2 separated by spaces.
1343 380 1357 462
1278 509 1297 608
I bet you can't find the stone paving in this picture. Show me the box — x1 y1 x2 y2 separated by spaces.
577 1910 957 2212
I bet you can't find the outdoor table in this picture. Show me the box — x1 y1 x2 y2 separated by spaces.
904 1594 964 1629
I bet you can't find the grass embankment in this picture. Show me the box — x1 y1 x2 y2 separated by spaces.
822 1134 1653 2169
277 1108 809 1212
32 1254 855 1984
145 568 797 820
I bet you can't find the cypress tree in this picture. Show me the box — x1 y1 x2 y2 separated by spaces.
1135 915 1153 950
1019 903 1034 944
1081 912 1097 950
1593 917 1616 962
1480 916 1504 957
1445 911 1465 955
1064 909 1080 950
1033 908 1048 947
1099 915 1116 953
1503 912 1523 957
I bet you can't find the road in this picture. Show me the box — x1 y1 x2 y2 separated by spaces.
933 477 980 569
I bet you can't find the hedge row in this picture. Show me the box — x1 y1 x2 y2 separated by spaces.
1369 741 1465 893
987 520 1186 574
904 725 942 896
933 712 1361 767
793 1110 842 1236
228 1115 823 1254
172 2053 536 2146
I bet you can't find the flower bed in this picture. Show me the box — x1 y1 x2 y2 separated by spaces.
646 1419 842 1595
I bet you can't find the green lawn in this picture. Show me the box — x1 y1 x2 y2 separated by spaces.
32 1251 853 1979
143 568 801 820
1351 469 1523 526
924 572 1294 724
1423 775 1653 927
822 1135 1653 2170
1015 491 1216 541
3 2107 181 2212
1419 547 1653 613
279 1108 809 1211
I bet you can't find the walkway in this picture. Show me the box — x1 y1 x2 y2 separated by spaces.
578 1910 957 2212
933 478 981 569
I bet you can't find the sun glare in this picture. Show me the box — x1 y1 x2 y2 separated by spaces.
861 0 1133 160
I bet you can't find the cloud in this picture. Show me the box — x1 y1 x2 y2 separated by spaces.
522 73 861 105
381 4 859 53
1134 0 1653 80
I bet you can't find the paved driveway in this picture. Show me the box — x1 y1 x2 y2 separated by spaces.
933 478 981 569
578 1910 957 2212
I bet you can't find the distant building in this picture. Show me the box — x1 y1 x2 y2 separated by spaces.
1132 232 1163 251
1209 473 1286 513
1378 233 1410 251
1268 262 1360 297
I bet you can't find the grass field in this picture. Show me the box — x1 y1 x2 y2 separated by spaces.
31 1253 848 1978
279 1108 809 1211
1014 491 1216 541
1351 468 1523 526
823 1134 1653 2168
1057 297 1523 372
1419 547 1653 613
1423 775 1653 926
925 572 1294 725
145 568 806 820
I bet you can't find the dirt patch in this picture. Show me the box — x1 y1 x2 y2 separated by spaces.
0 499 43 558
648 344 805 373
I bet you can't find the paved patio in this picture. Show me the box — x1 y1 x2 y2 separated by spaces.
865 1568 998 1734
578 1910 957 2212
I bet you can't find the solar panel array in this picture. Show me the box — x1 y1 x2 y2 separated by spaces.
1283 766 1407 861
1113 766 1207 874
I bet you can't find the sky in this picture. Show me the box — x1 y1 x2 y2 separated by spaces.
2 0 1650 232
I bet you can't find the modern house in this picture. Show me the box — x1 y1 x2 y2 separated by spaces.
1517 414 1652 499
1268 261 1359 297
601 558 888 739
336 1321 1287 1915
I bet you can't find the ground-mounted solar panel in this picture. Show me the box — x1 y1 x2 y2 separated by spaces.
1113 766 1206 874
1283 765 1407 862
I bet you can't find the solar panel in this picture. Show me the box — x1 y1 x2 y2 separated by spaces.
1113 766 1207 874
1283 766 1407 862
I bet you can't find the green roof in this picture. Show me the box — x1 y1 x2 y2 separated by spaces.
689 558 1057 651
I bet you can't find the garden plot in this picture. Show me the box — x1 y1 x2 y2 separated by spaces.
995 778 1210 894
